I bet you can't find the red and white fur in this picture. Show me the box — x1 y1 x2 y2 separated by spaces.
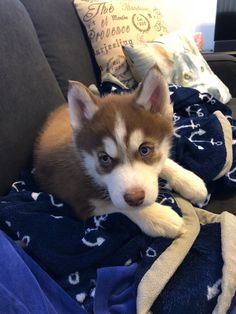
34 66 207 238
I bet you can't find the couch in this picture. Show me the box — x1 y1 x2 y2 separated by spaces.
0 0 236 312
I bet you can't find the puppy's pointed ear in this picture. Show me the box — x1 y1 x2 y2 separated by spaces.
68 81 98 131
135 66 173 121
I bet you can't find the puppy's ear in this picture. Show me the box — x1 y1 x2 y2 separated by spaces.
135 66 173 121
68 81 98 131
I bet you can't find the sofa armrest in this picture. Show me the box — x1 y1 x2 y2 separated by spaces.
203 53 236 97
227 98 236 118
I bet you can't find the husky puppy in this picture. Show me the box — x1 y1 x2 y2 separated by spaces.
34 66 207 238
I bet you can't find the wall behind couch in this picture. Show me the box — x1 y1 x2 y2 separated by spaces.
159 0 217 52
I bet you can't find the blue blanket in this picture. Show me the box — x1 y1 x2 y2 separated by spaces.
0 85 235 313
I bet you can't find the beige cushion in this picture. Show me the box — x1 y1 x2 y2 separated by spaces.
73 0 167 88
123 30 232 103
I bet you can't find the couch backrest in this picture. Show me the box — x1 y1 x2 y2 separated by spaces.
20 0 99 99
0 0 97 194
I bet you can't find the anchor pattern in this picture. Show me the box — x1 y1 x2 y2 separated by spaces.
169 84 234 184
0 84 234 312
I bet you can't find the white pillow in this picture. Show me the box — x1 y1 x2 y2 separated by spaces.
73 0 168 88
123 30 232 103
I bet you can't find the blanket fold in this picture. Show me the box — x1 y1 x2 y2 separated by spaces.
137 197 200 314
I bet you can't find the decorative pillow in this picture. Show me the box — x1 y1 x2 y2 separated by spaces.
73 0 167 88
123 30 232 103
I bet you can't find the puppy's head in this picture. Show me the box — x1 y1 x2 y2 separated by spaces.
67 66 173 211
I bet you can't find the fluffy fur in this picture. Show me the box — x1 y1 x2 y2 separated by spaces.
34 67 207 238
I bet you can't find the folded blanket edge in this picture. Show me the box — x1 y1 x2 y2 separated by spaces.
213 110 233 180
136 197 200 314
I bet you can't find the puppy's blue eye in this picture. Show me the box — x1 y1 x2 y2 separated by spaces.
98 153 112 166
139 145 152 157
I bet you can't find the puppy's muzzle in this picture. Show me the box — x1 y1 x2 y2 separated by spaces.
124 188 145 207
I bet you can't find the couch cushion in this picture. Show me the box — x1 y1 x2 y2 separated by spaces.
204 53 236 97
74 0 167 88
0 0 65 195
20 0 98 99
227 97 236 117
206 190 236 215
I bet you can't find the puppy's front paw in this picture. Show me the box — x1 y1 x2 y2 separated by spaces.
170 169 208 204
136 204 185 238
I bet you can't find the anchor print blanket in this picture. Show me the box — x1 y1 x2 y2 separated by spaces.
0 84 236 314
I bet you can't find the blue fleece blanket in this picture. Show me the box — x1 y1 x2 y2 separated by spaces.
0 85 235 313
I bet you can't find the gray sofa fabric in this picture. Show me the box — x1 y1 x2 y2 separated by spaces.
20 0 98 99
206 190 236 214
0 0 65 194
204 53 236 97
228 97 236 116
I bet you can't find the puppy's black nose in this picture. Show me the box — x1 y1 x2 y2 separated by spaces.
124 188 145 207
